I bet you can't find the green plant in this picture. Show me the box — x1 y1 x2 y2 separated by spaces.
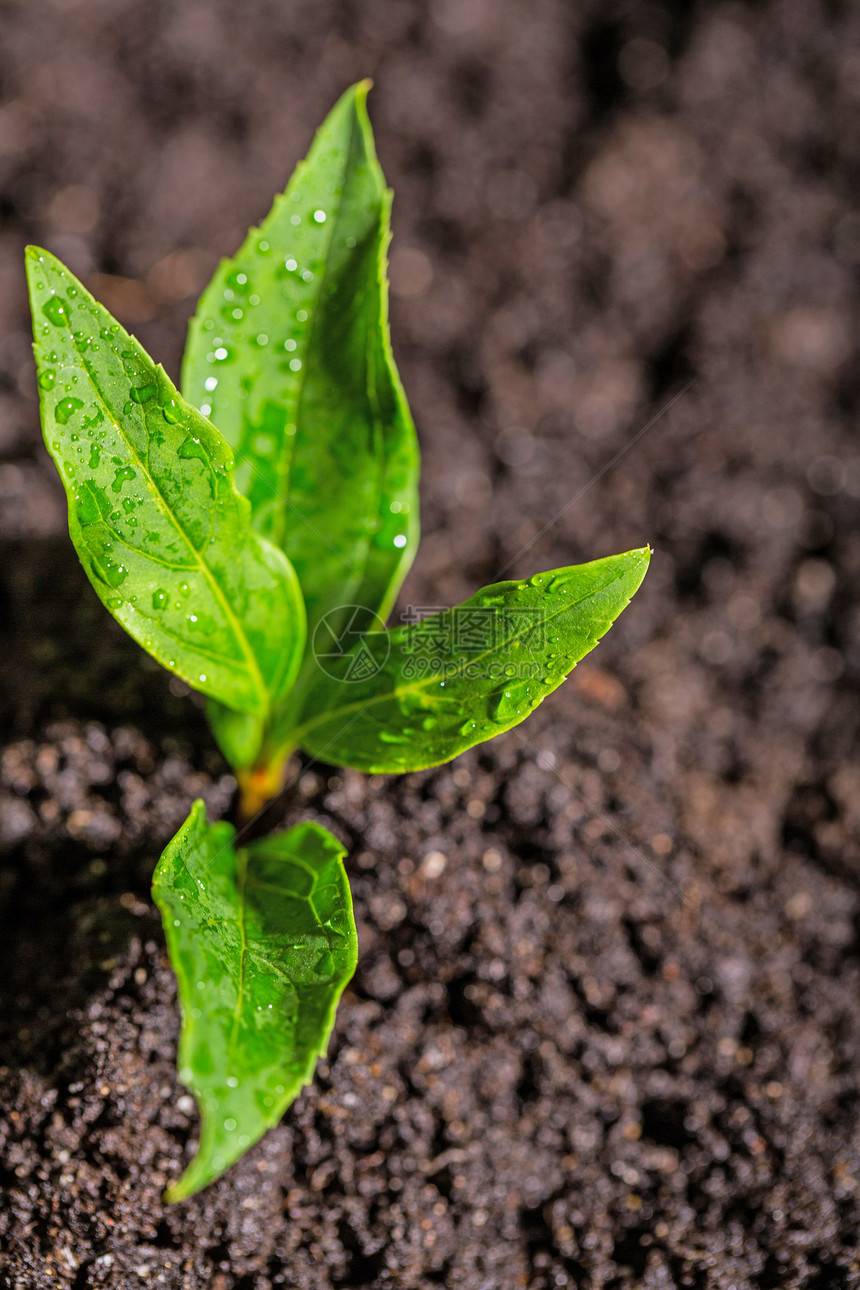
26 83 650 1199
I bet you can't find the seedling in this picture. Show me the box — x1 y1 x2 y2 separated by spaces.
26 83 649 1199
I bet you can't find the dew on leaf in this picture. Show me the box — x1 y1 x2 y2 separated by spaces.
102 558 129 589
42 296 67 326
38 369 56 390
55 397 83 425
111 466 136 493
152 588 168 611
179 436 209 463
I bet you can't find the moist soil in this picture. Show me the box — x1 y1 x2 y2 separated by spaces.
1 1 860 1286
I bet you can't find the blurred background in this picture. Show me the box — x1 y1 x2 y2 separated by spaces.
1 1 859 1287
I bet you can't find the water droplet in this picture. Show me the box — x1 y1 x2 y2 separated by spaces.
89 444 102 468
312 209 327 223
179 436 209 462
290 213 301 226
162 398 182 423
223 1117 237 1132
199 673 207 683
42 296 67 326
226 1076 239 1088
55 397 83 425
38 369 56 390
490 688 523 722
284 258 297 271
213 346 231 362
393 534 408 549
379 730 409 744
111 465 136 493
284 338 297 352
296 309 308 322
328 909 350 936
129 382 156 404
102 559 129 589
152 588 168 611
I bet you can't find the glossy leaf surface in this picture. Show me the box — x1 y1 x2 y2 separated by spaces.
153 802 357 1200
182 81 419 644
290 549 650 773
26 248 306 718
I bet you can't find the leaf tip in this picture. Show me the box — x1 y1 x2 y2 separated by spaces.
24 245 47 290
24 244 60 275
622 544 651 596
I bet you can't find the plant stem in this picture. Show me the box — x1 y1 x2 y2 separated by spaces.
236 750 293 822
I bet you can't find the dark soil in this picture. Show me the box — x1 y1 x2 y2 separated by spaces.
2 0 860 1285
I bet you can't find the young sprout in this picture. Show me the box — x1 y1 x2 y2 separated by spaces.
27 83 649 1198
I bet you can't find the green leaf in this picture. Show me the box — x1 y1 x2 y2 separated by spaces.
287 548 650 773
182 80 419 646
153 801 357 1201
25 248 306 721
